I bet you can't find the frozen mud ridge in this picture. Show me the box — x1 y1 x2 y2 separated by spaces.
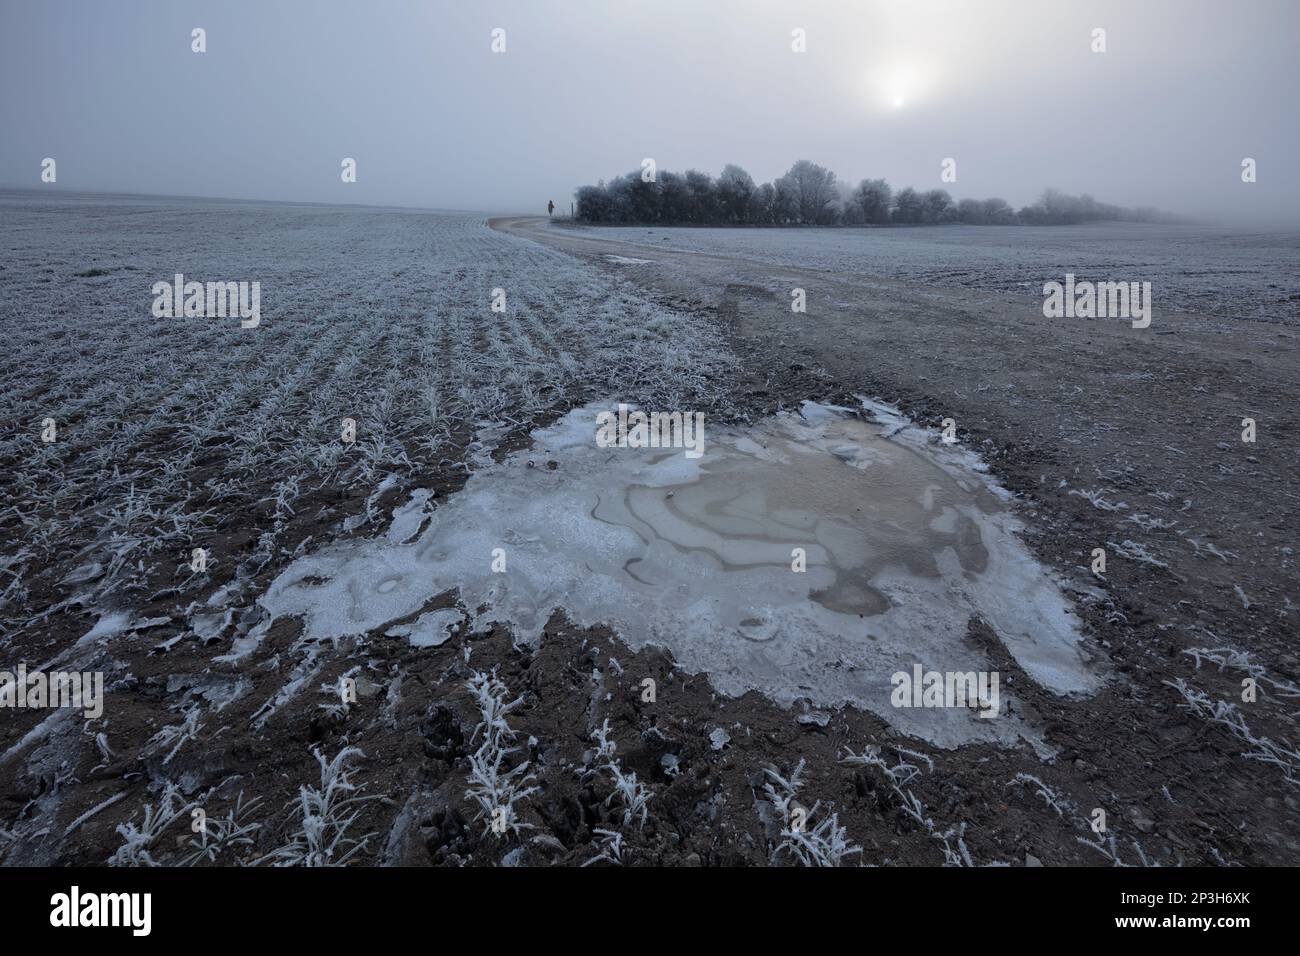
260 400 1101 749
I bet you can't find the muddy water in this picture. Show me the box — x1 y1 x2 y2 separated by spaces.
259 400 1100 748
606 411 997 623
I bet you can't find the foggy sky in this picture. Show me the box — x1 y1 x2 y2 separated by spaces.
2 0 1297 223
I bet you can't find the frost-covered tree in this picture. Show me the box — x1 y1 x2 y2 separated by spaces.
572 165 1162 227
683 169 718 223
658 171 690 223
921 188 955 223
749 181 777 224
956 197 985 224
981 196 1016 224
574 182 613 222
624 171 661 223
892 186 923 223
1018 188 1138 224
775 160 839 224
716 164 756 224
852 178 893 224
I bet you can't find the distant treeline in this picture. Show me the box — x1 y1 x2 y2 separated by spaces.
574 161 1177 226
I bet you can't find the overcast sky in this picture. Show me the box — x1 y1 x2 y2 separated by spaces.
2 0 1296 222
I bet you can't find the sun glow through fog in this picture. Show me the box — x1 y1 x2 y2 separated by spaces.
874 62 934 112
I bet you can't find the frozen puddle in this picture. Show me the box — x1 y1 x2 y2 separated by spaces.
260 400 1100 749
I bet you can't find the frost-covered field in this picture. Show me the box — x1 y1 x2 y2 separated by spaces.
569 221 1300 325
3 192 1298 869
0 190 739 864
0 190 734 638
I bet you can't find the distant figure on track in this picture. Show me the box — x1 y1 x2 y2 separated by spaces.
547 199 555 216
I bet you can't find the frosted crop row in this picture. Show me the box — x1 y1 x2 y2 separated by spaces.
0 203 735 651
0 197 736 865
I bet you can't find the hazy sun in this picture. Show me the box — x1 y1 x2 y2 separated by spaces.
874 62 932 112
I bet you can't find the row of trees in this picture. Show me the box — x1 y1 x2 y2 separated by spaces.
574 162 1173 226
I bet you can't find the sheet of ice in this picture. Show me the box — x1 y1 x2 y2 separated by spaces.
387 489 434 545
385 607 464 648
259 401 1101 748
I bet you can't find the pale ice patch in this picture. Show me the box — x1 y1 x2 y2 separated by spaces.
258 400 1100 748
37 608 134 671
385 607 464 648
80 610 133 645
191 608 232 642
387 489 435 545
343 473 400 532
604 254 655 265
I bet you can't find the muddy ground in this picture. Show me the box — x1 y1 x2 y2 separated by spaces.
3 213 1296 867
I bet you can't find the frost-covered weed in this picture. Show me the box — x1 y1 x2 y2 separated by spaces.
1077 830 1156 867
934 822 975 867
1108 538 1169 569
1166 678 1300 786
1184 646 1300 699
464 670 539 837
1005 772 1168 865
762 758 861 867
582 828 625 867
1069 488 1128 512
317 668 360 720
145 705 203 764
256 747 377 866
588 719 652 830
1007 772 1072 818
842 744 923 788
181 792 262 865
466 669 523 750
109 783 194 866
842 745 979 866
